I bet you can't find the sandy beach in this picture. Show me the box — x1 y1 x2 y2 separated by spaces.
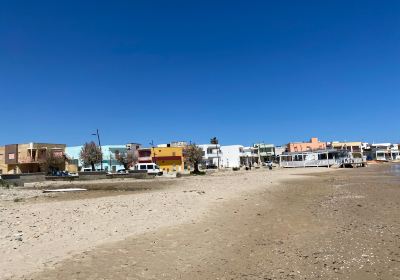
1 165 400 279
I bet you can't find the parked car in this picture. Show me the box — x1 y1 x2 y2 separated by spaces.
51 170 71 176
117 169 127 173
206 163 218 169
132 163 163 176
262 161 273 170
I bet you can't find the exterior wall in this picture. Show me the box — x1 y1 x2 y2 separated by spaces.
5 144 18 164
151 147 184 172
331 142 362 153
1 143 66 174
254 143 274 162
66 145 126 172
367 144 400 161
242 147 260 166
198 144 221 167
138 148 152 163
287 137 326 152
0 146 5 174
220 145 243 168
125 143 141 164
274 146 286 156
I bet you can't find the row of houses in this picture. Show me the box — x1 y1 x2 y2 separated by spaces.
1 137 399 174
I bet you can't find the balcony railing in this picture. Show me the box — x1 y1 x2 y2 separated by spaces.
280 158 365 168
138 156 152 162
18 156 46 164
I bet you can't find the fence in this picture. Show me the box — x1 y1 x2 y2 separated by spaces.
280 158 365 168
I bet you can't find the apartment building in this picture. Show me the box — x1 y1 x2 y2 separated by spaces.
254 143 275 162
287 137 326 152
0 142 66 174
198 144 221 168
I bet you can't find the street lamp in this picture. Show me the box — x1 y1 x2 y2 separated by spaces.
92 129 103 171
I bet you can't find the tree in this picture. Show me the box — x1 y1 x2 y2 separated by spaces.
210 137 219 145
183 144 204 173
79 141 103 171
39 150 66 174
114 149 138 170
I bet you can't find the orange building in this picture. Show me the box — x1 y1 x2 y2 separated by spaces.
287 137 326 152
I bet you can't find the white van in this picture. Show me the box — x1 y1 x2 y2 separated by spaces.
133 163 163 176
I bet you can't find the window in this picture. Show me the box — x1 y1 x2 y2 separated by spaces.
140 165 147 170
172 152 176 156
147 164 154 170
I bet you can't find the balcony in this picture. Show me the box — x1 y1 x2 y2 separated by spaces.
138 156 152 163
204 153 221 159
18 156 46 164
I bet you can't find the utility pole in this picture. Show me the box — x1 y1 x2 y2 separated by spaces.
92 129 103 171
150 140 156 164
210 137 219 169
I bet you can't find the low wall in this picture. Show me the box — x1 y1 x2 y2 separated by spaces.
0 173 46 186
44 170 154 181
107 171 153 179
45 176 77 182
77 171 108 180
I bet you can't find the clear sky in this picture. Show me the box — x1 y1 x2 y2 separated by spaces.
1 0 399 146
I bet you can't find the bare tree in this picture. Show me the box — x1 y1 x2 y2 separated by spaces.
183 144 204 173
114 149 138 170
79 141 103 171
39 150 66 174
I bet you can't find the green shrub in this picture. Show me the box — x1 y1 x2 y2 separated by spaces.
190 170 206 175
0 179 10 189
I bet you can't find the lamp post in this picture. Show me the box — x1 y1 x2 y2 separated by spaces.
92 129 103 171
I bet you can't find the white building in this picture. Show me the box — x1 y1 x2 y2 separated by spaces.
242 146 260 166
198 144 221 168
369 143 400 161
274 146 286 157
220 145 244 168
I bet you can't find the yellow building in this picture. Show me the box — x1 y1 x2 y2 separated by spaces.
151 146 185 172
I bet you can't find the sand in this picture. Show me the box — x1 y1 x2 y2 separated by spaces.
2 165 400 279
0 168 328 279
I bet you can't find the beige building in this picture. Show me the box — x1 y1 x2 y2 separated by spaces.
0 146 5 174
331 141 363 153
0 142 66 174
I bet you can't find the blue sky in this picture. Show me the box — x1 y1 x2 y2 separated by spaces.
1 0 399 146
